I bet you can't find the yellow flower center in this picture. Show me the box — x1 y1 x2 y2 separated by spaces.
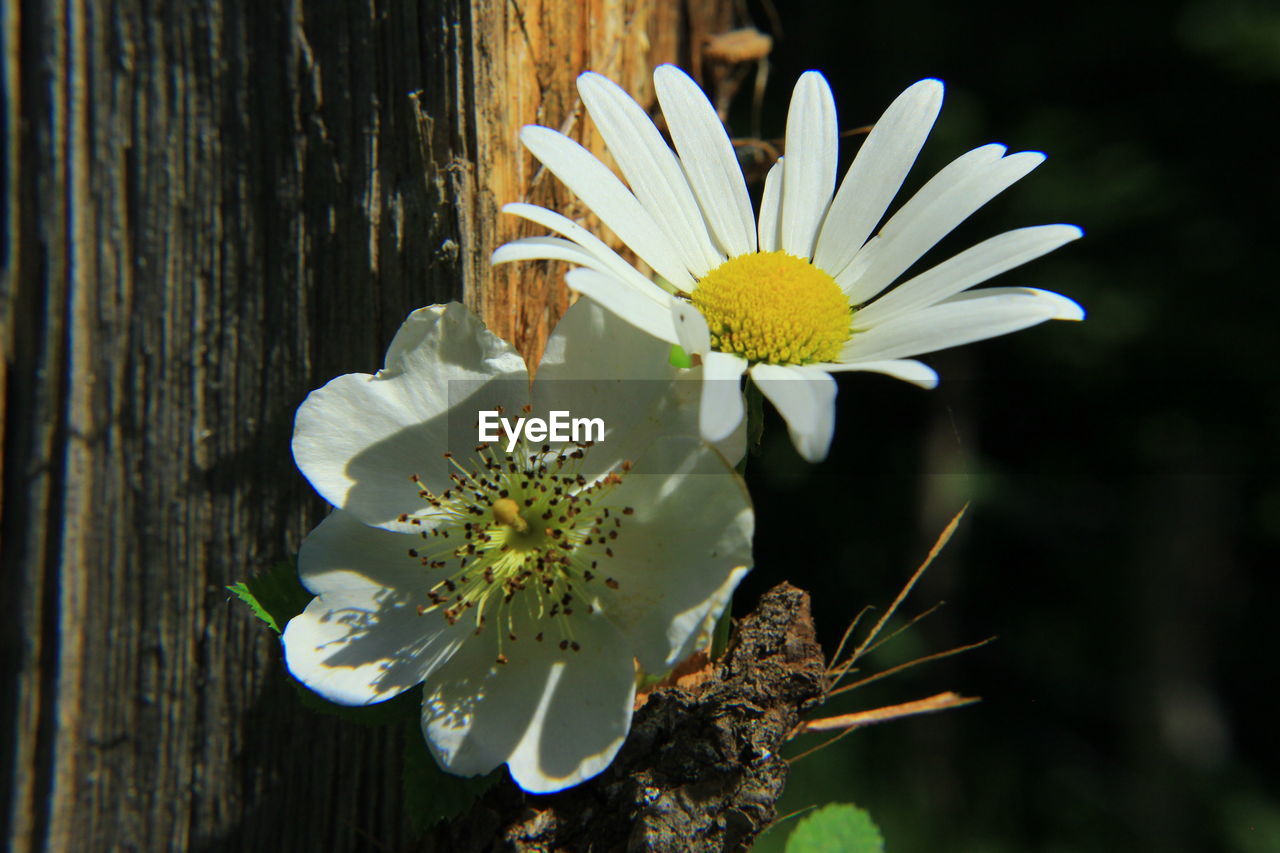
690 251 852 365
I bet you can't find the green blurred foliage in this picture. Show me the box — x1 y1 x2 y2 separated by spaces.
739 0 1280 850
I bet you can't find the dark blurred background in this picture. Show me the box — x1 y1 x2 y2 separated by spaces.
734 2 1280 850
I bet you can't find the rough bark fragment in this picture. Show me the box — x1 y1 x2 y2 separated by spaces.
424 584 828 853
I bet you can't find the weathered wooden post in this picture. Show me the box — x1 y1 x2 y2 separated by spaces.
2 1 732 848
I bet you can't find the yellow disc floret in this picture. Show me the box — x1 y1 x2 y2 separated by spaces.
690 251 852 365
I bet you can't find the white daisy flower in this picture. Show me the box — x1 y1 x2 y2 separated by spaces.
283 300 753 793
493 66 1084 462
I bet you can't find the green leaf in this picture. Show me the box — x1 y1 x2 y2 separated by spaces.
668 343 694 369
403 729 502 834
231 557 424 725
231 553 495 827
227 581 280 632
227 558 312 633
785 803 885 853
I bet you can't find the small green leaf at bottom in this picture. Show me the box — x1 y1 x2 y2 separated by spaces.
785 803 885 853
227 558 313 634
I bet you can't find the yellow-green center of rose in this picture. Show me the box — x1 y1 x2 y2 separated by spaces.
690 251 852 365
403 441 631 663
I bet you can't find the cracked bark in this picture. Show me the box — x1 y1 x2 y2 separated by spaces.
421 584 828 853
3 1 733 851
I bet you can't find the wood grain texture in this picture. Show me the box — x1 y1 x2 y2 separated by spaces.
1 0 732 849
462 0 733 363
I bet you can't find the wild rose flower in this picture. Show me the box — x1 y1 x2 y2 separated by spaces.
283 300 752 792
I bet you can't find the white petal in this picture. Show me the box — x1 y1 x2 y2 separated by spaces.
653 64 757 257
781 72 838 258
757 158 785 253
421 608 635 793
282 510 468 706
842 288 1076 362
520 125 695 289
672 300 711 355
854 224 1084 327
851 143 1006 256
533 299 738 477
814 79 945 275
496 202 671 301
831 142 1005 292
840 149 1047 303
493 235 679 319
709 409 748 470
532 298 703 484
700 351 749 443
566 268 679 344
292 304 526 527
595 435 753 671
813 358 939 389
750 364 838 463
537 296 675 382
688 564 751 658
944 286 1085 321
491 236 607 272
578 73 724 276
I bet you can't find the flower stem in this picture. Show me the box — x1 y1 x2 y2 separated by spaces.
716 377 765 658
738 377 765 476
